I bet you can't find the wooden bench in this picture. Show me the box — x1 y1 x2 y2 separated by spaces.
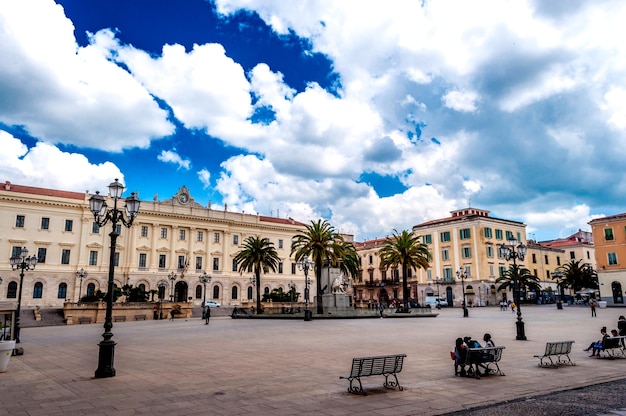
534 340 575 367
463 346 506 379
113 316 126 322
78 317 91 324
339 354 406 395
134 314 147 321
598 336 626 358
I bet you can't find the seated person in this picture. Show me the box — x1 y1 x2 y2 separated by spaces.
584 326 608 357
454 337 468 376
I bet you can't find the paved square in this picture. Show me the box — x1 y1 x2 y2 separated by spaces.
1 305 625 415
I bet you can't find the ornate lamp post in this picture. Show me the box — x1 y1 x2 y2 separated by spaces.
199 271 211 307
456 267 469 317
435 277 442 309
552 270 564 309
157 281 167 319
76 268 88 303
89 179 140 378
9 247 37 346
288 280 295 313
499 236 527 340
168 272 177 302
297 255 314 321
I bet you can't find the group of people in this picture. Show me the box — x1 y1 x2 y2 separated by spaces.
453 333 495 377
583 316 626 356
498 300 516 312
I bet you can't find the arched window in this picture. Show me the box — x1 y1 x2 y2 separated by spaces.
264 287 270 295
247 286 253 300
58 283 67 299
138 283 146 292
212 285 220 300
231 286 238 300
612 281 624 304
195 285 202 299
33 282 43 299
87 283 96 296
7 281 17 298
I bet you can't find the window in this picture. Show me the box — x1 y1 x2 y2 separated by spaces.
115 224 121 234
92 222 100 233
608 252 618 265
61 249 71 265
178 256 186 270
232 234 238 245
441 248 450 261
65 219 73 232
369 255 373 264
443 267 453 281
89 250 98 266
158 285 166 300
570 251 575 259
141 226 148 237
556 256 561 266
544 255 549 265
423 234 432 244
369 270 374 281
498 265 507 277
197 231 204 242
138 284 145 293
484 227 493 238
58 283 67 299
41 217 49 230
440 231 451 242
532 253 537 263
278 239 283 249
604 228 614 241
139 253 147 268
232 286 238 299
232 259 238 272
195 285 202 299
15 215 25 228
214 233 220 243
426 269 432 280
161 228 167 239
459 228 471 240
33 282 43 299
462 246 472 259
11 246 22 257
247 286 253 300
114 252 119 267
489 264 494 277
37 248 47 264
381 270 387 281
159 254 166 269
486 245 494 258
87 283 95 297
212 286 220 299
213 257 219 271
179 229 186 240
7 281 17 298
292 263 296 274
505 231 513 240
495 229 503 240
192 256 200 270
278 262 283 274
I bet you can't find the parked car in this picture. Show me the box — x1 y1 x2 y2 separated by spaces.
204 300 221 308
424 296 448 308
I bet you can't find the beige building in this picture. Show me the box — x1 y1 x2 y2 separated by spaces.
0 181 307 309
589 214 626 305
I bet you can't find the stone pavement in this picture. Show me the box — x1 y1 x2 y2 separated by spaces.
1 304 626 415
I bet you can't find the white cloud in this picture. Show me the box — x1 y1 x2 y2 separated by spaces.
197 169 211 189
442 90 479 112
157 150 191 170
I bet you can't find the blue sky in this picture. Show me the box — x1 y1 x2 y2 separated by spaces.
1 0 626 242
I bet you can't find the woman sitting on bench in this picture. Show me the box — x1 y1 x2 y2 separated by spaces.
454 337 468 376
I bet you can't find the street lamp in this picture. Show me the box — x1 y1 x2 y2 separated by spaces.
89 179 140 378
297 255 314 321
199 271 211 307
435 277 442 309
288 280 295 313
9 247 37 347
76 268 88 303
456 267 469 317
499 236 527 340
168 272 177 302
157 281 167 319
553 270 564 310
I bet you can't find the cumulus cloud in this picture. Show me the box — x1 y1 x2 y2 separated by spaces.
157 150 191 170
442 90 479 112
198 169 211 189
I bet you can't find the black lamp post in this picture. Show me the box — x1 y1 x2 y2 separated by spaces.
89 179 140 378
456 267 469 317
298 255 314 321
76 267 88 303
552 270 564 310
199 271 211 307
435 277 442 309
10 247 38 347
157 281 167 319
168 272 177 302
499 236 527 340
288 280 295 313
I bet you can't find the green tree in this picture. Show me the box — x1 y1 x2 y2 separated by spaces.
234 236 280 314
556 259 599 293
291 219 353 315
378 230 432 311
496 265 542 303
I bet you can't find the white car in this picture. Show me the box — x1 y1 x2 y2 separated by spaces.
204 300 221 308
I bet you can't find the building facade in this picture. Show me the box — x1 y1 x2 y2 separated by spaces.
589 214 626 305
0 181 308 309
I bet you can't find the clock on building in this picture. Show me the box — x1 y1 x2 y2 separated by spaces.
178 193 189 204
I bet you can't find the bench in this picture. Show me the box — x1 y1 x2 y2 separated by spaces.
534 340 575 367
463 347 506 379
134 314 147 321
340 354 406 395
78 317 91 324
113 316 126 322
598 336 626 358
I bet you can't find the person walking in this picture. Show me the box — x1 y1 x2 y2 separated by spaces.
204 306 211 325
589 298 598 317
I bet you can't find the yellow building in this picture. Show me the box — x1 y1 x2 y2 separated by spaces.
0 181 307 309
589 214 626 305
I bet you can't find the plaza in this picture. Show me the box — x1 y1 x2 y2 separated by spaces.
2 304 626 415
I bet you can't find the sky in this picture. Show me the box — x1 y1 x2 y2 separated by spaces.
1 0 626 242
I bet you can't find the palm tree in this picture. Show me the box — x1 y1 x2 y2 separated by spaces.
291 219 349 314
557 259 599 294
378 230 432 311
234 236 280 314
496 265 542 304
